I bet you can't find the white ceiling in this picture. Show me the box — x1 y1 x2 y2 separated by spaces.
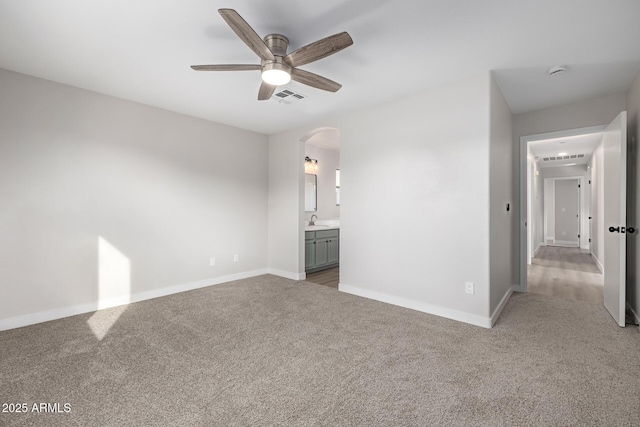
1 0 639 135
529 132 603 168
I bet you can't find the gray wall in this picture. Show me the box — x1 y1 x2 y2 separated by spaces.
590 144 605 269
528 146 544 257
533 161 544 253
338 73 492 325
626 68 640 322
268 128 306 278
489 74 514 314
268 73 508 327
0 69 269 324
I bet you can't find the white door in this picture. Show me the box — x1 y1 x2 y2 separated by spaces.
603 111 627 327
554 179 580 246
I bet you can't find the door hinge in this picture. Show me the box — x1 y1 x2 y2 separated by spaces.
589 180 591 184
578 234 580 238
589 238 591 242
578 184 581 188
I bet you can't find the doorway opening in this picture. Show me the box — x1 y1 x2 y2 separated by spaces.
520 125 606 304
544 177 582 248
300 127 341 289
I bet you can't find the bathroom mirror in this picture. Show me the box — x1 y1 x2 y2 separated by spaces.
305 174 317 212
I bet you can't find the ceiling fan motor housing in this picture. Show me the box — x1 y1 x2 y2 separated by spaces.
262 34 291 74
264 34 288 56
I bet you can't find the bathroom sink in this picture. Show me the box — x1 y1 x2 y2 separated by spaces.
305 225 330 231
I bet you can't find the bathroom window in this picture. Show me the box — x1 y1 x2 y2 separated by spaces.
336 169 340 206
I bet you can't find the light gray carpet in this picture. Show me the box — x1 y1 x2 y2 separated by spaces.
1 275 639 426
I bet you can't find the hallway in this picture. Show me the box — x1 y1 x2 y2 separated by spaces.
527 246 603 304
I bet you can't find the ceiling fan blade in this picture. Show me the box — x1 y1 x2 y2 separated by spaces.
191 64 261 71
258 82 276 100
218 9 275 61
290 68 342 92
284 32 353 68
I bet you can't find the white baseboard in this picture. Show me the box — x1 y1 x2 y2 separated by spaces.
490 287 514 327
534 242 543 256
591 253 604 273
512 283 525 293
267 268 305 281
0 269 269 332
552 240 579 247
338 283 492 328
546 236 554 243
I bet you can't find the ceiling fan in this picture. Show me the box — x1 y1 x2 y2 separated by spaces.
191 9 353 100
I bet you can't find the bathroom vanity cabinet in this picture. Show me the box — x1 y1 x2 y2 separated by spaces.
305 229 339 272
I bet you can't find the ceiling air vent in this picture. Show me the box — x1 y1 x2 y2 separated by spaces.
541 153 586 162
271 87 308 104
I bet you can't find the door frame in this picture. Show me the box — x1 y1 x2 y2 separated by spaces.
518 125 606 293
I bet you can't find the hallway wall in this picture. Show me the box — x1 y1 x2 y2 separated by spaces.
626 68 640 322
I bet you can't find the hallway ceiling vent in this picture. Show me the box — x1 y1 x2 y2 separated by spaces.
271 87 308 104
541 154 585 161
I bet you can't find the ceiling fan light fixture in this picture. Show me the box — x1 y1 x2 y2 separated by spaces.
262 69 291 86
261 62 291 86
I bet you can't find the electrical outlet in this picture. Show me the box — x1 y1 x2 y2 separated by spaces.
233 254 239 262
465 282 474 295
209 257 215 267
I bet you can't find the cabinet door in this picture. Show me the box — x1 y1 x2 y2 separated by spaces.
327 238 339 264
315 239 328 267
305 240 316 270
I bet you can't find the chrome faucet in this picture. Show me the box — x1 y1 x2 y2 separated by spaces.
309 214 317 226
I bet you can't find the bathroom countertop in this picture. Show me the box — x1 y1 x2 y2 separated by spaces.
305 220 340 231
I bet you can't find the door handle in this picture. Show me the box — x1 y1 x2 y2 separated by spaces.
610 226 637 233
